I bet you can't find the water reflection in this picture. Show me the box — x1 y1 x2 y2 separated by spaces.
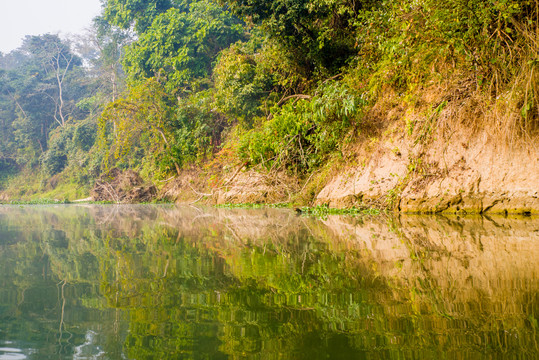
0 205 537 359
0 347 26 360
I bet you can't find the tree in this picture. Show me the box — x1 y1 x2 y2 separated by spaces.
213 42 274 126
222 0 375 76
98 78 180 175
103 0 176 33
21 34 83 128
77 16 133 103
0 35 92 171
118 0 245 94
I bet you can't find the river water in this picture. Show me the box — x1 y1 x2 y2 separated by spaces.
0 205 537 359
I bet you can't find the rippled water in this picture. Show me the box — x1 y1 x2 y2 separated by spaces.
0 205 537 359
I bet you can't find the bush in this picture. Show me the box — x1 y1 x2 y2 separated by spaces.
239 81 365 173
73 119 97 152
165 91 227 171
213 43 274 127
40 127 74 176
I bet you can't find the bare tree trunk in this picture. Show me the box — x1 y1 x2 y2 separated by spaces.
53 44 74 127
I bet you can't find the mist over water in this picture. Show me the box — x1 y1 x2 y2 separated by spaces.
0 205 537 359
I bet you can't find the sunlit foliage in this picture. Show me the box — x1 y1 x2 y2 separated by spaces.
1 0 538 195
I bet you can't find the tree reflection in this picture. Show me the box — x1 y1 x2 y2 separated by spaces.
0 205 537 359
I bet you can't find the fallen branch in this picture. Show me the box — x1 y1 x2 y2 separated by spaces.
187 182 212 197
298 170 318 194
190 194 206 205
267 94 313 120
221 163 246 188
95 181 120 204
157 176 175 183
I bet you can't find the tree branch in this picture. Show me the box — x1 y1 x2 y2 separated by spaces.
276 94 312 107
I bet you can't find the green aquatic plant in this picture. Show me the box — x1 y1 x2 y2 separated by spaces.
298 204 382 217
214 202 291 209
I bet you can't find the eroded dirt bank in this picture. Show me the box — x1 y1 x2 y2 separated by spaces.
315 128 539 214
159 125 538 215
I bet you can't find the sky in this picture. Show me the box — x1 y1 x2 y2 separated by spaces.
0 0 103 53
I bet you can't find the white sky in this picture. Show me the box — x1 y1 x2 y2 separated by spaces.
0 0 102 53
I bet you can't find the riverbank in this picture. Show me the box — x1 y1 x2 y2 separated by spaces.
158 88 539 215
1 85 537 215
2 127 537 215
2 0 538 217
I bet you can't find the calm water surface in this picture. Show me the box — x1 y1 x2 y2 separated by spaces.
0 205 537 359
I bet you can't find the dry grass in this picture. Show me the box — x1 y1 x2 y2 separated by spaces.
389 66 539 152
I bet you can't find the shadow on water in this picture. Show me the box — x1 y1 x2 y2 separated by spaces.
0 205 537 359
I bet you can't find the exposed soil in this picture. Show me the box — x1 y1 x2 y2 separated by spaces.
313 90 539 216
161 126 539 214
315 128 539 214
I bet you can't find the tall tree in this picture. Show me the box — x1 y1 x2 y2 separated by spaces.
0 35 88 169
101 0 244 93
21 34 82 128
222 0 376 75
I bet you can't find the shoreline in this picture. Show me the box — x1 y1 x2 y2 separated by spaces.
1 199 537 217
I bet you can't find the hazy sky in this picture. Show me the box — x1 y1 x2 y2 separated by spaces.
0 0 102 53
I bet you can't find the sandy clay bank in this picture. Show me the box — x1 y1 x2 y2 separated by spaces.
316 128 539 215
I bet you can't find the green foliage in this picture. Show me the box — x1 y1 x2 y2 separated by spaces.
298 204 381 217
0 159 18 189
86 16 131 102
96 77 224 177
168 91 226 168
5 198 71 205
121 1 245 93
0 34 94 174
213 42 274 126
93 0 248 181
40 148 67 177
3 0 538 201
38 119 100 180
252 35 316 94
40 127 76 176
98 78 177 176
103 0 175 33
239 81 365 173
215 202 291 209
72 119 97 152
362 0 539 93
223 0 376 76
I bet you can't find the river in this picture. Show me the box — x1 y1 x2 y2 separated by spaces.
0 205 537 359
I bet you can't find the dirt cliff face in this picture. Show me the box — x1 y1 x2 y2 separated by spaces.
315 127 539 214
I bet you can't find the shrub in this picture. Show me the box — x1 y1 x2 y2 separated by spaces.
73 119 97 152
40 127 75 176
239 81 365 173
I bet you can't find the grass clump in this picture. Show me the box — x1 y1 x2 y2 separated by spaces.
298 204 382 218
215 203 291 209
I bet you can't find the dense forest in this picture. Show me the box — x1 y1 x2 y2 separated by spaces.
0 0 537 203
